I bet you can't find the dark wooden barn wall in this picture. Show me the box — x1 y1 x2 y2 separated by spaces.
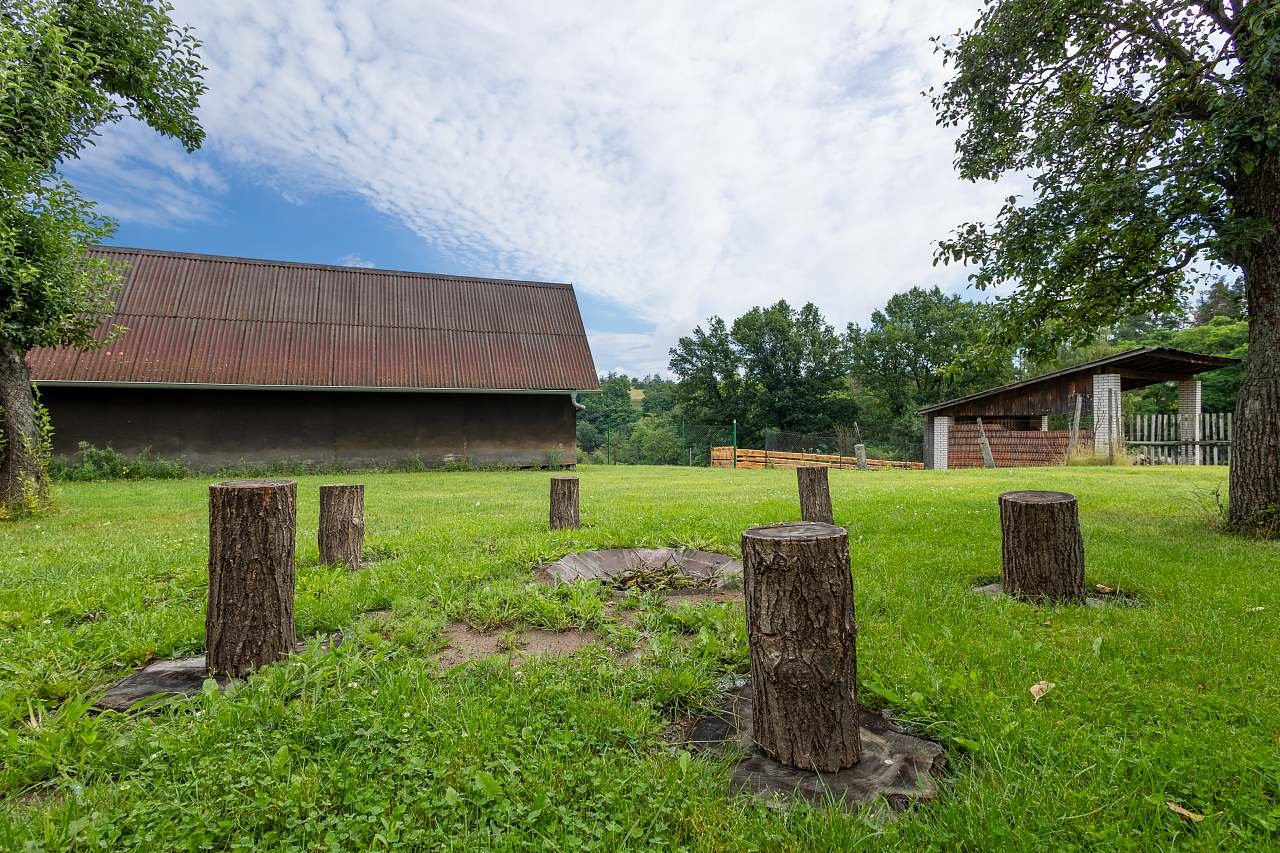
935 373 1097 417
39 386 577 470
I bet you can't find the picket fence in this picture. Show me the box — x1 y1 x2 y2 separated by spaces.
1124 412 1233 465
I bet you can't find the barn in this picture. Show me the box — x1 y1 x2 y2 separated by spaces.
28 247 599 470
919 347 1239 469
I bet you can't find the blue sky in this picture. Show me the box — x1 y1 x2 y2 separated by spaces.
66 1 1002 376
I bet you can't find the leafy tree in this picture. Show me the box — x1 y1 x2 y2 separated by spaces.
619 414 682 466
933 1 1280 533
577 373 638 437
638 377 677 417
575 419 603 453
668 316 750 432
848 287 1015 458
1133 317 1250 413
1192 276 1248 325
0 0 205 513
669 301 854 445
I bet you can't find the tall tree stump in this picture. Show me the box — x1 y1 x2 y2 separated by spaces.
319 484 365 566
999 490 1085 603
742 521 859 772
207 480 298 677
796 466 834 524
550 476 579 529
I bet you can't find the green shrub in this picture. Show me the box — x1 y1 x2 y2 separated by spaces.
50 443 192 482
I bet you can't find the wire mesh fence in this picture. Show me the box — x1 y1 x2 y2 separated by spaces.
595 422 735 466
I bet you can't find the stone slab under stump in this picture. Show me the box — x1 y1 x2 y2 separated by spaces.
95 637 339 713
95 656 226 712
537 547 742 590
972 581 1134 608
686 681 944 815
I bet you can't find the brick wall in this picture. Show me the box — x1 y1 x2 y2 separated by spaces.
948 422 1092 468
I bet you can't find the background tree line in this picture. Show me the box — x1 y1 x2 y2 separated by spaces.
578 280 1249 465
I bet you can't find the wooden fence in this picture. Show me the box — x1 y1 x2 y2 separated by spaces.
1124 412 1233 465
711 447 923 471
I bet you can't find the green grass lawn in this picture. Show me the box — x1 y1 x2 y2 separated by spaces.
1 465 1277 850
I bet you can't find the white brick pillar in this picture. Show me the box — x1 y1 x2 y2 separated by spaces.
1092 374 1122 455
1039 415 1049 431
1178 379 1203 465
932 416 950 469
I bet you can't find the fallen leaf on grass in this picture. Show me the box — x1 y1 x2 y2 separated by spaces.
1167 802 1205 822
1095 584 1114 594
1245 606 1265 613
1030 680 1055 702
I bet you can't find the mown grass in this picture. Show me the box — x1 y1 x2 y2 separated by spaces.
0 465 1277 850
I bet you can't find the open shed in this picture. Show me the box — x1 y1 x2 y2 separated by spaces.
918 347 1239 469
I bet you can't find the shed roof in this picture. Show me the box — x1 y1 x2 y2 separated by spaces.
919 347 1239 416
28 246 599 393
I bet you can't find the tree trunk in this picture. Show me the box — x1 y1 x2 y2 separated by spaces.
318 484 364 566
0 341 46 512
207 480 298 677
1229 158 1280 536
796 466 834 524
550 476 579 529
742 521 859 772
999 490 1085 603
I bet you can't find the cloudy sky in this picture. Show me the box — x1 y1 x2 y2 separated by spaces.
68 0 1010 377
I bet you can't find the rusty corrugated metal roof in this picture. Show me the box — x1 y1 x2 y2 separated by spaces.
28 246 600 392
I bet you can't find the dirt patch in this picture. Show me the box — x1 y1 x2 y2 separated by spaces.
432 623 600 668
664 588 745 608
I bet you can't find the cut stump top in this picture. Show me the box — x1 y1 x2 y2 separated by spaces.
743 521 847 541
998 490 1077 505
211 479 296 490
551 475 579 482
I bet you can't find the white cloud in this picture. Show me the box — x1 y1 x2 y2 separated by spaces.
65 120 227 226
91 1 1010 375
338 253 377 268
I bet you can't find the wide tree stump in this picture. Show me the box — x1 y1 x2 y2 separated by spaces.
550 476 579 529
319 484 365 567
796 466 834 524
742 521 859 772
207 480 298 677
999 490 1085 603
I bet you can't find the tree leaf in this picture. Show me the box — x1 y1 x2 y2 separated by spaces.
1029 680 1055 702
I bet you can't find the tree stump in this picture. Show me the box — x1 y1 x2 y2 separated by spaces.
742 521 859 772
999 490 1085 603
319 484 365 567
207 480 298 677
550 476 579 529
797 466 834 524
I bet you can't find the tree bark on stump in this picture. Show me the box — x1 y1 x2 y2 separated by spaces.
742 521 859 772
796 466 834 524
319 484 365 567
550 476 579 529
207 480 298 677
999 490 1085 603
